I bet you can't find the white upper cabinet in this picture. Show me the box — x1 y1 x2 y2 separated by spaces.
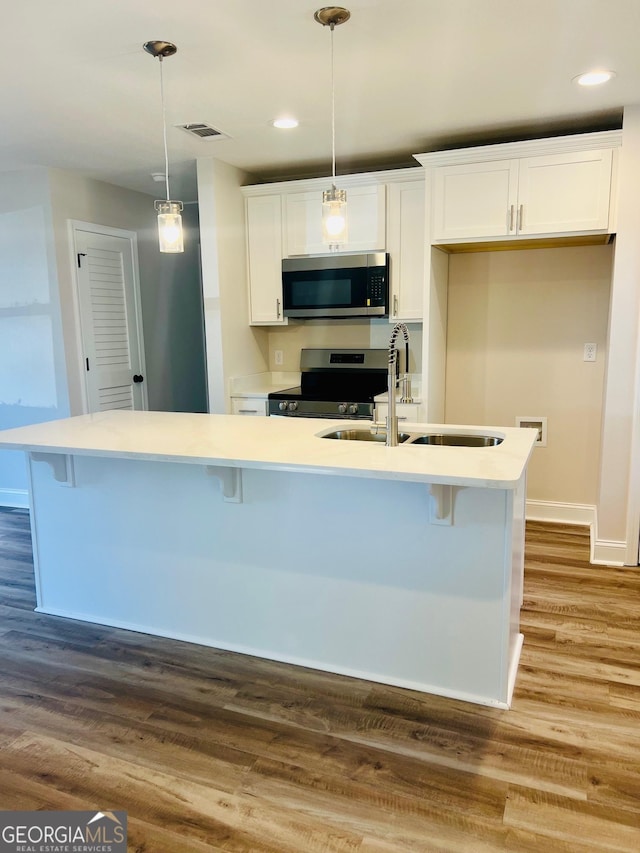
243 170 422 326
418 132 621 244
432 160 518 240
245 195 287 325
387 180 424 322
284 184 386 256
516 150 613 235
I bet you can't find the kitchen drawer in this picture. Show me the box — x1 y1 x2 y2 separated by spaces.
231 397 268 416
374 402 421 422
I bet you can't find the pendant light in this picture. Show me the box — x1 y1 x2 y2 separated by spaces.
143 40 184 253
314 7 350 249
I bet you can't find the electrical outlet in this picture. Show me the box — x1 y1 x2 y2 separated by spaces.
274 350 283 366
584 342 597 362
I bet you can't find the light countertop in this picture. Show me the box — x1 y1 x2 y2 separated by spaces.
0 410 537 490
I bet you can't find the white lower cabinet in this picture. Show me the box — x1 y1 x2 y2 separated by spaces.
374 402 421 423
231 396 268 416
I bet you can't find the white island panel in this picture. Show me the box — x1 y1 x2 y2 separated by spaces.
28 451 524 708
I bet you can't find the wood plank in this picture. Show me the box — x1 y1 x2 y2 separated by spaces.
503 786 640 851
0 516 638 850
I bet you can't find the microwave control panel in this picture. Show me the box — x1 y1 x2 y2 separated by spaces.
367 270 387 307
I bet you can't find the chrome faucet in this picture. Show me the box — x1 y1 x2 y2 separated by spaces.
386 323 411 446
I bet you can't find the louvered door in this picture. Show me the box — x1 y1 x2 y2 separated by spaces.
74 227 146 413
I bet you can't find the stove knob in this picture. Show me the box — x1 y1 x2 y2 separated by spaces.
338 403 348 414
287 401 298 411
278 401 288 411
348 404 359 415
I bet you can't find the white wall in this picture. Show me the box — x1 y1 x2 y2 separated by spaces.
0 169 69 506
597 104 640 564
197 158 269 412
0 168 209 506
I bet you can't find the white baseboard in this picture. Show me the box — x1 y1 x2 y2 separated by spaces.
525 499 595 526
0 488 29 509
525 499 631 566
590 538 627 567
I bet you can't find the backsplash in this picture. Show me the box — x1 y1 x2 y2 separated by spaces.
267 319 423 373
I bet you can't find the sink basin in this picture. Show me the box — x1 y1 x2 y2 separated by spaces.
322 429 411 443
408 433 503 447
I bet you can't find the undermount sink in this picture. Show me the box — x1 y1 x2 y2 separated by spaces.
409 433 503 447
319 428 503 446
322 429 411 443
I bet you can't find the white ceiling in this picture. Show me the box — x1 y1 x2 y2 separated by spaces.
5 0 639 202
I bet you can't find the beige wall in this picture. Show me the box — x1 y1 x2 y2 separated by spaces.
445 244 612 506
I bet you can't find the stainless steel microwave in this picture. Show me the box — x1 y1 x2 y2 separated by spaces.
282 252 389 319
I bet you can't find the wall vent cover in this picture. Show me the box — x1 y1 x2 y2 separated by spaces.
177 123 228 140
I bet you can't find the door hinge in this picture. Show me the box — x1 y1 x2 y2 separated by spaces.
77 252 87 268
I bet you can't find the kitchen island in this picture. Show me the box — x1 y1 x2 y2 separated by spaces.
0 411 536 708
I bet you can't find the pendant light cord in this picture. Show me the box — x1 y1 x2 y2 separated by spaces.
330 22 336 185
158 56 171 202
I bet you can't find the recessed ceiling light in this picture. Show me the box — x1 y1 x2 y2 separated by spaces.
573 70 616 87
271 117 299 129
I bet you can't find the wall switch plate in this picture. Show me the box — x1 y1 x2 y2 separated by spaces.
583 342 597 362
516 416 547 447
274 350 283 366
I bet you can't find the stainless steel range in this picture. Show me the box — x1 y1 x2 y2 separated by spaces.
268 348 389 420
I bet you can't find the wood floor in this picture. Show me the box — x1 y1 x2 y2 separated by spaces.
0 508 639 852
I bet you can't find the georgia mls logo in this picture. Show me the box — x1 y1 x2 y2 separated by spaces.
0 809 127 852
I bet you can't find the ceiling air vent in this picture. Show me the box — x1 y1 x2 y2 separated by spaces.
178 123 228 140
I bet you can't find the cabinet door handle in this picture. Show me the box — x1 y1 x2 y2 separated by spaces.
276 298 281 319
509 204 515 232
393 294 398 317
238 408 259 414
517 204 523 232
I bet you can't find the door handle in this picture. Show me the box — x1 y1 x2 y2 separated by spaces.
133 374 144 383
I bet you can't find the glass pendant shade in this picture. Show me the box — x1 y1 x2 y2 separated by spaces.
316 8 350 249
155 200 184 253
144 41 184 254
322 186 348 246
